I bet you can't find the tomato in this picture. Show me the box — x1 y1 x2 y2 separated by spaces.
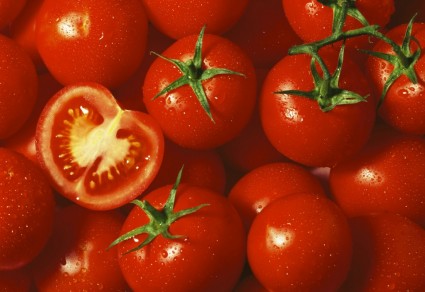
139 0 248 39
35 82 164 210
366 22 425 135
0 267 32 291
143 28 257 149
0 34 38 139
228 162 326 231
9 0 46 72
0 148 55 270
260 48 376 167
282 0 395 50
3 73 62 164
31 204 129 291
0 0 26 30
225 0 302 68
340 213 425 291
113 177 246 291
247 193 352 291
329 126 425 227
35 0 148 88
147 139 226 195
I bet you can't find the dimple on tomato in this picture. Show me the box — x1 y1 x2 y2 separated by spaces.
35 82 164 210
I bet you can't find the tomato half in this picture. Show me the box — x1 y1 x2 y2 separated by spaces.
35 82 164 210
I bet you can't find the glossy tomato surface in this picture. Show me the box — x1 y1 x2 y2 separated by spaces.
36 0 148 88
247 193 352 291
0 148 55 270
139 0 248 39
143 32 257 149
36 83 164 210
116 183 246 292
32 205 129 291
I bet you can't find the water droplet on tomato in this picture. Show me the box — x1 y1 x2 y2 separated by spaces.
161 250 168 258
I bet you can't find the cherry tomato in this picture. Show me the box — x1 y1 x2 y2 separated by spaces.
228 162 326 231
340 213 425 291
366 22 425 134
35 0 148 88
139 0 248 39
115 181 246 291
0 148 55 270
143 28 256 149
260 49 376 167
0 34 38 139
35 82 164 210
247 193 352 291
329 126 425 227
31 204 129 291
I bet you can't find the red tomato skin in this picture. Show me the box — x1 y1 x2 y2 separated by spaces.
117 184 246 292
0 267 32 291
329 128 425 227
31 205 129 291
0 34 38 139
143 32 257 150
228 162 326 231
260 51 376 167
282 0 394 48
0 0 27 30
36 82 164 211
247 193 352 292
36 0 148 88
340 213 425 291
139 0 248 39
0 148 55 271
366 23 425 135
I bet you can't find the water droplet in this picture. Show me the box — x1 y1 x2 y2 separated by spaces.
161 250 168 258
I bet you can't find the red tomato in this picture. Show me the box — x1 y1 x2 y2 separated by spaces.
31 204 129 291
247 193 352 291
139 0 248 39
115 182 246 291
228 162 326 231
329 126 425 227
0 267 32 291
35 82 164 210
0 34 38 139
366 22 425 135
0 0 26 30
0 148 55 270
35 0 148 88
3 73 62 164
340 213 425 291
143 29 257 149
225 0 302 68
260 49 376 167
282 0 395 50
147 139 226 195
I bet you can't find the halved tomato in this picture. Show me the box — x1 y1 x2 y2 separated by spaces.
35 82 164 210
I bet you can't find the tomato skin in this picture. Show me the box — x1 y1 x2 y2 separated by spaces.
143 32 257 150
329 127 425 227
228 162 326 231
247 193 352 292
117 184 246 292
340 213 425 291
139 0 248 39
0 0 27 30
0 34 38 139
36 82 164 210
31 204 129 291
36 0 148 88
0 267 32 291
260 50 376 167
0 148 55 271
366 23 425 135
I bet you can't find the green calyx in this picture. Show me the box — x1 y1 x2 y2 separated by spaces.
276 46 367 112
361 15 421 106
108 166 209 255
151 25 245 122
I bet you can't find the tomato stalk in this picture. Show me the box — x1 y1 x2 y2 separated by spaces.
108 166 209 255
150 26 245 122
